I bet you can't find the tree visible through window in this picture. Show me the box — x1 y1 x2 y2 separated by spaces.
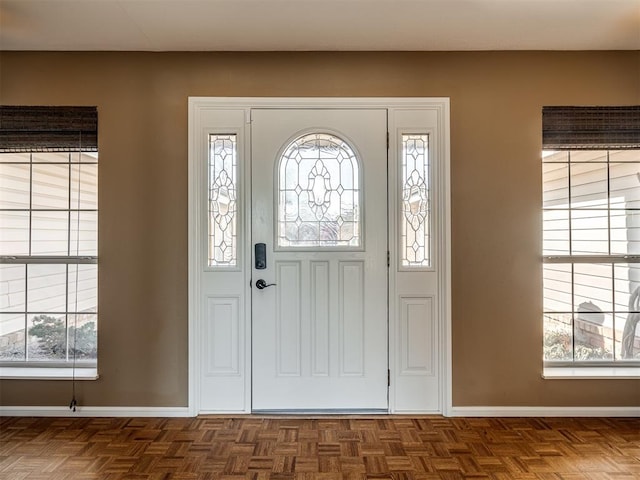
0 106 98 366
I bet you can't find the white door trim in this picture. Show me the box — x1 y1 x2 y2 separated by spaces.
188 97 451 416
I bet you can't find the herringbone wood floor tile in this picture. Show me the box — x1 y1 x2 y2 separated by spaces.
0 416 638 479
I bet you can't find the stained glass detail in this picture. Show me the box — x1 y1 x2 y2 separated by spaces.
401 134 430 267
208 135 237 266
278 133 360 247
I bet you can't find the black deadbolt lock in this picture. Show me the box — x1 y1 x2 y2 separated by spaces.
255 243 267 269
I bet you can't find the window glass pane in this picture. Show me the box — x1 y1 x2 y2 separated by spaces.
574 271 615 361
70 211 97 256
72 152 99 163
570 150 608 162
615 313 640 361
278 133 360 248
613 264 640 313
28 313 67 360
0 211 30 255
208 134 237 266
31 152 70 163
543 263 572 312
0 264 26 313
32 163 69 209
609 150 640 162
68 264 97 313
71 163 98 210
31 210 69 255
571 209 609 255
570 163 608 209
0 152 31 163
0 163 30 209
68 313 97 360
542 150 568 163
610 210 640 255
573 263 612 313
609 162 640 209
543 313 572 361
542 210 570 255
27 264 67 313
542 163 568 209
0 313 25 360
574 313 614 361
401 134 430 267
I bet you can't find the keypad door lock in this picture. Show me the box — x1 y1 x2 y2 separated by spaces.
255 243 267 269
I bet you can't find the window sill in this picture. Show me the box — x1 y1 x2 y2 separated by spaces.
543 366 640 380
0 367 98 380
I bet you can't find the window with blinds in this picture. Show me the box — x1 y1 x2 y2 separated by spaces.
0 106 98 366
542 106 640 366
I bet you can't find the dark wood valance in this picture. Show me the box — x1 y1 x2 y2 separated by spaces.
542 106 640 150
0 106 98 152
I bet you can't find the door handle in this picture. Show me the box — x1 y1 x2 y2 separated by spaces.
255 279 277 290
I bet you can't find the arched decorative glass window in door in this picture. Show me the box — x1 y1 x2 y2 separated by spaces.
278 133 361 247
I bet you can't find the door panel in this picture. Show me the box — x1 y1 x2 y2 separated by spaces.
251 108 388 410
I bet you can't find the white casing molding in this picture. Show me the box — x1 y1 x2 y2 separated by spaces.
189 97 452 415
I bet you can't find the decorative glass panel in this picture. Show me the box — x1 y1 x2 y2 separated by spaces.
401 134 430 267
208 135 237 266
278 133 360 247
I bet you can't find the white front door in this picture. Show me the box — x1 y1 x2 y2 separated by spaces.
251 109 388 410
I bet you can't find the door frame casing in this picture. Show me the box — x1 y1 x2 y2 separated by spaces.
188 97 451 415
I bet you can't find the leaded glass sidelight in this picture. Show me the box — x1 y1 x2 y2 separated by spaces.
278 133 361 247
401 134 431 267
208 134 237 266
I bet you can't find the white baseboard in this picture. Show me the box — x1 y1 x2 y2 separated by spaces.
0 406 193 417
449 406 640 417
3 405 638 418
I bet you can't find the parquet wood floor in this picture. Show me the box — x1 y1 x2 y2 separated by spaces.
0 416 639 480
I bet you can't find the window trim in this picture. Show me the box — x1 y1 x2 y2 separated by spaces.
542 365 640 379
0 366 98 380
542 106 640 372
0 107 99 372
542 105 640 374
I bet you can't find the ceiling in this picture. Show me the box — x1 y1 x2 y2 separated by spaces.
1 0 639 51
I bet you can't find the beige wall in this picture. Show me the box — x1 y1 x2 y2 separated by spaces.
0 51 638 408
